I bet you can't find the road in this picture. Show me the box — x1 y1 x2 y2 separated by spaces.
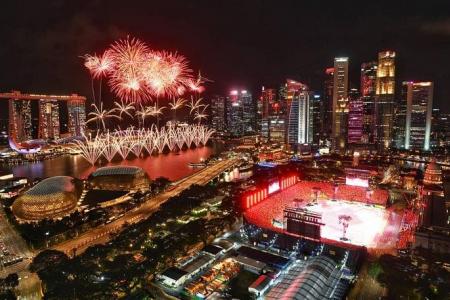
53 157 239 256
15 271 42 300
0 206 33 277
0 206 42 299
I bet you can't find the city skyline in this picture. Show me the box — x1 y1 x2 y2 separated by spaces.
0 2 449 299
1 1 450 113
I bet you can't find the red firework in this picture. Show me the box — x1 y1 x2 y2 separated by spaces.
84 51 114 79
143 51 193 98
83 35 201 104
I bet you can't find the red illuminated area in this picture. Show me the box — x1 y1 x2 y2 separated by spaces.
244 181 404 249
243 175 297 209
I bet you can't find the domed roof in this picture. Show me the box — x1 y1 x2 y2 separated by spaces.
26 176 76 196
12 176 80 221
91 166 144 177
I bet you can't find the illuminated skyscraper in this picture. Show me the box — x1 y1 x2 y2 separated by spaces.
323 67 334 139
311 93 323 145
332 57 349 152
397 81 434 151
287 82 313 146
259 87 276 140
348 89 363 144
8 99 32 142
38 99 60 140
375 50 396 150
360 61 377 143
67 100 86 137
226 90 255 136
210 95 226 132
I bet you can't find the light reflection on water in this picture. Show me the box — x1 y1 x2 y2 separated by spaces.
0 146 215 181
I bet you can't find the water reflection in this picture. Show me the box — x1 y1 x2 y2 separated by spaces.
0 146 215 181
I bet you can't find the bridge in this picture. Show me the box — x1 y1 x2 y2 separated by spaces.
53 157 240 256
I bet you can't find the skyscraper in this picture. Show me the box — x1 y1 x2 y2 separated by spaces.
397 81 434 151
360 61 377 143
8 99 32 142
67 100 86 137
311 93 323 145
210 95 226 132
375 50 396 150
348 89 363 144
259 87 276 140
38 99 60 140
323 67 334 140
287 82 313 146
226 90 255 136
332 57 349 152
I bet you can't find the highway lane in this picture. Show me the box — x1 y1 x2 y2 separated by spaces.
53 157 239 256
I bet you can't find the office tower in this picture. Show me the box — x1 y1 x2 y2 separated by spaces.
348 89 363 144
259 87 277 140
375 51 396 150
323 67 334 140
397 81 434 151
226 90 255 136
360 61 377 143
432 111 450 147
210 95 226 132
8 99 32 142
38 99 60 140
332 57 349 152
241 90 256 132
311 94 323 145
268 98 286 144
287 82 313 146
67 100 86 137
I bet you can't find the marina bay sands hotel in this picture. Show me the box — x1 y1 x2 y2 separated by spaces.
0 91 86 142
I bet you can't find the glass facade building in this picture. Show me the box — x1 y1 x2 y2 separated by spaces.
332 57 349 152
375 51 396 150
397 81 434 151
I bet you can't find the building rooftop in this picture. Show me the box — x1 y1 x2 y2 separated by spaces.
25 176 76 196
237 246 290 270
234 255 267 271
266 256 342 300
181 253 213 274
249 275 272 292
91 166 144 177
160 267 188 281
203 245 224 256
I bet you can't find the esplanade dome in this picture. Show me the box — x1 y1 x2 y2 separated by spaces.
12 176 81 221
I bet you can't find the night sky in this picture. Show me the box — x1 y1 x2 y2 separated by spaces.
1 0 450 112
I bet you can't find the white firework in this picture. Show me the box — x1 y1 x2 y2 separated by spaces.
187 97 205 115
73 125 215 165
112 100 135 119
73 133 104 165
87 103 121 131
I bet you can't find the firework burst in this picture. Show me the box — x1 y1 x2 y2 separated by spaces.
84 51 114 79
83 35 203 105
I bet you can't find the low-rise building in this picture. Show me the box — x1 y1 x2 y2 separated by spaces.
248 275 272 298
158 267 189 287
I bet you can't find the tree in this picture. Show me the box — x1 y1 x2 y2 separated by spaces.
30 250 69 273
4 273 19 288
